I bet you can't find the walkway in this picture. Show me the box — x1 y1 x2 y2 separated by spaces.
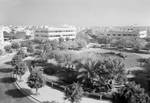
0 53 35 103
18 70 111 103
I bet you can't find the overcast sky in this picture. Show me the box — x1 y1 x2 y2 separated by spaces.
0 0 150 26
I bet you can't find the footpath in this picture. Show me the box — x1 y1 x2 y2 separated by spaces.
15 71 111 103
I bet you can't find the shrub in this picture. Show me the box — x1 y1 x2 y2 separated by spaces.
64 82 83 103
11 54 24 66
27 46 34 53
11 42 20 50
20 40 33 47
16 49 27 59
0 49 3 55
42 101 59 103
112 82 150 103
4 45 12 53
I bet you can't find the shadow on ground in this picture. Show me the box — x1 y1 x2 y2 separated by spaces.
5 61 12 65
5 88 32 98
0 68 13 73
0 77 16 84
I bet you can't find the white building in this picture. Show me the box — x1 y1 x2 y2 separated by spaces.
34 26 76 40
0 26 5 49
139 30 147 38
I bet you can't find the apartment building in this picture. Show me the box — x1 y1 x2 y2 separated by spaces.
34 26 76 40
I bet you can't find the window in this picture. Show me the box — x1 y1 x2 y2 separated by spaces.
107 34 110 36
123 34 126 36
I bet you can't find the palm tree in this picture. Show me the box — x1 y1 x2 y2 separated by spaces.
75 57 126 93
75 58 99 83
64 82 83 103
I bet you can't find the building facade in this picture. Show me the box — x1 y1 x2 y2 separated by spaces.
34 26 76 40
105 30 138 37
0 26 5 49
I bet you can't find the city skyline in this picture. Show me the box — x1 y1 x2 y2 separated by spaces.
1 0 150 26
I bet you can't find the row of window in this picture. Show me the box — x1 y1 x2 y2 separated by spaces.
107 34 137 36
63 34 74 36
35 34 75 37
35 30 75 33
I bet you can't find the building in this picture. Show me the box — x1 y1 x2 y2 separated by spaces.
105 30 138 37
93 26 146 38
0 26 5 49
34 26 77 40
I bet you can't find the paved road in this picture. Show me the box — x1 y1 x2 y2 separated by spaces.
0 53 35 103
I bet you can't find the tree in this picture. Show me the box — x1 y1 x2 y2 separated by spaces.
11 42 20 50
76 58 99 83
145 42 150 52
20 40 33 47
75 39 87 49
58 37 64 43
4 45 12 53
50 40 59 50
13 62 27 81
130 38 146 52
64 82 83 103
75 57 126 93
43 43 52 53
27 70 45 95
111 38 127 50
11 54 23 66
112 82 150 103
76 29 91 43
27 45 34 53
16 48 27 59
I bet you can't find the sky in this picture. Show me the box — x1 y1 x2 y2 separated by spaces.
0 0 150 26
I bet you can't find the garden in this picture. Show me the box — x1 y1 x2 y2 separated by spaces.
4 38 150 103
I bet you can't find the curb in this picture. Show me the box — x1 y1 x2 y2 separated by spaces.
12 74 42 103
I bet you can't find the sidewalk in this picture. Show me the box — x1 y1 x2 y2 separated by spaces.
16 71 111 103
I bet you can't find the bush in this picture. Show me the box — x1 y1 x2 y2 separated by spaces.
64 82 84 103
0 49 3 55
11 42 20 49
16 49 27 59
4 45 12 53
11 54 23 66
27 46 34 53
20 40 33 47
42 101 58 103
112 82 150 103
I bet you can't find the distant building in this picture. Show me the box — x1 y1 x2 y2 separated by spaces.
0 26 5 49
105 30 138 37
90 26 147 38
34 26 76 40
139 30 147 38
4 31 26 40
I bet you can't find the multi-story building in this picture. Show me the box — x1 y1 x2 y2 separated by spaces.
93 26 147 38
105 30 138 37
34 26 77 40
